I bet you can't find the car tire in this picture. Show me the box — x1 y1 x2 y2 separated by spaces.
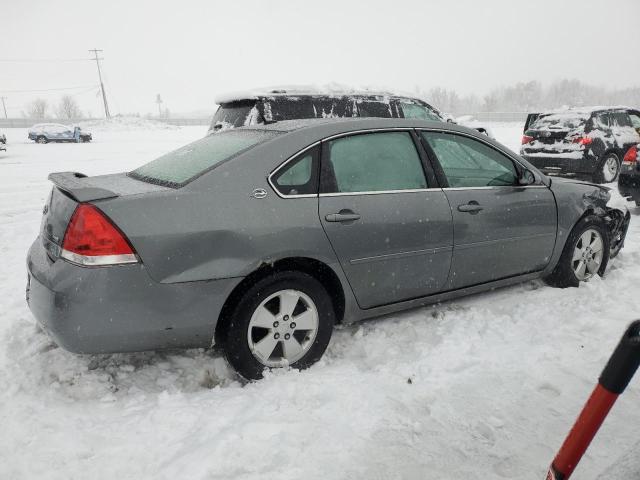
545 215 610 288
222 271 335 380
36 136 48 144
593 152 620 184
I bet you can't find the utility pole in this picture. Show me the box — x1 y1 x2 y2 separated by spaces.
89 49 110 118
0 97 7 119
156 94 163 118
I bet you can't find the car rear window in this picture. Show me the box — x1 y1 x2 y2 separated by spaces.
131 130 279 186
210 100 258 130
531 113 587 130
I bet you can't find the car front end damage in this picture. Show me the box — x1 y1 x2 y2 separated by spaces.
605 205 631 257
581 183 630 257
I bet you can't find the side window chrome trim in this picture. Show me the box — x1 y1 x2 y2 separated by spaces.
319 188 443 197
321 127 414 143
442 185 548 191
267 141 321 199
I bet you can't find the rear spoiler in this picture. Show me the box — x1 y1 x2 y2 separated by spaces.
48 172 118 202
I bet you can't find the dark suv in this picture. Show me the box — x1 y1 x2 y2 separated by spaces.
520 107 640 183
209 89 446 133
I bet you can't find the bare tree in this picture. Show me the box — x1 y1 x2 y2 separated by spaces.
56 95 82 120
27 98 48 119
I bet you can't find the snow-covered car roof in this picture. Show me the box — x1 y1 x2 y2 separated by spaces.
540 105 634 117
214 85 432 105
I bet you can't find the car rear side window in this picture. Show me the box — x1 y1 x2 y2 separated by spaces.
610 112 632 128
355 100 394 118
421 131 517 188
264 98 316 122
321 131 427 193
131 130 279 186
593 113 610 129
271 145 319 196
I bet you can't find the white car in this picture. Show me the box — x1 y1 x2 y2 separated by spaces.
27 123 92 143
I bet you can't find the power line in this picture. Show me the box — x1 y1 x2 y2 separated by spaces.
0 58 92 63
89 49 110 119
0 84 98 93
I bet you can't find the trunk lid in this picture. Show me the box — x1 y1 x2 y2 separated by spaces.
526 128 573 145
41 172 171 259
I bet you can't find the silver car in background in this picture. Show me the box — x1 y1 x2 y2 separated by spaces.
28 123 92 143
27 118 629 379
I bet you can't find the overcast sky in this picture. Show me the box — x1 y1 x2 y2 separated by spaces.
1 0 639 117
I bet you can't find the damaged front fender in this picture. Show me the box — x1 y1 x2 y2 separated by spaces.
605 207 631 258
582 186 611 214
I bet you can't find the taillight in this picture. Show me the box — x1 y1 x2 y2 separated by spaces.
572 136 593 145
623 145 638 165
521 135 534 145
60 204 137 266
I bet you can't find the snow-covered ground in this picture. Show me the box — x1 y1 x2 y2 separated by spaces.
0 121 638 480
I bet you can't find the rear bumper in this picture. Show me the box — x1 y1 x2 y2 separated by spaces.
522 154 596 176
26 237 242 354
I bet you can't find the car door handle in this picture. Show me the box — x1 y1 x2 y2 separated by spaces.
325 211 361 222
457 203 483 213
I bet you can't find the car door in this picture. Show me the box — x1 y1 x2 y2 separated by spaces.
48 125 66 141
318 130 453 309
420 130 557 290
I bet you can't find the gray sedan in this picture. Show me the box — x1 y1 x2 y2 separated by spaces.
26 118 630 379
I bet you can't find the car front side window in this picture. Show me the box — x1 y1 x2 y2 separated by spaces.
322 131 427 193
421 131 518 188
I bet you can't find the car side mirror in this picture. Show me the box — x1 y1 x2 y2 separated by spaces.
519 169 535 186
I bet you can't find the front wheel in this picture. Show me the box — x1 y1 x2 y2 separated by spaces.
36 136 48 144
593 153 620 184
222 271 335 380
545 215 610 288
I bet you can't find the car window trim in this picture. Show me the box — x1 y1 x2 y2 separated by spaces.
417 128 544 188
318 128 431 196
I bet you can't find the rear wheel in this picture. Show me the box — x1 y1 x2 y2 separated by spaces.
36 136 48 144
545 215 610 288
222 271 335 380
593 153 620 184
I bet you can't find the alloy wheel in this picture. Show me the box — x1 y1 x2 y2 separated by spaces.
572 228 604 281
247 289 319 367
603 156 619 182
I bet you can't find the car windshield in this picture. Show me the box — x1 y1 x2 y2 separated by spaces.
131 129 279 186
531 113 587 130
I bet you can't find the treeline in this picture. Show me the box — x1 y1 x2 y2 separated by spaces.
418 79 640 114
24 95 83 120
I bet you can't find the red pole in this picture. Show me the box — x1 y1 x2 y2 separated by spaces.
546 320 640 480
